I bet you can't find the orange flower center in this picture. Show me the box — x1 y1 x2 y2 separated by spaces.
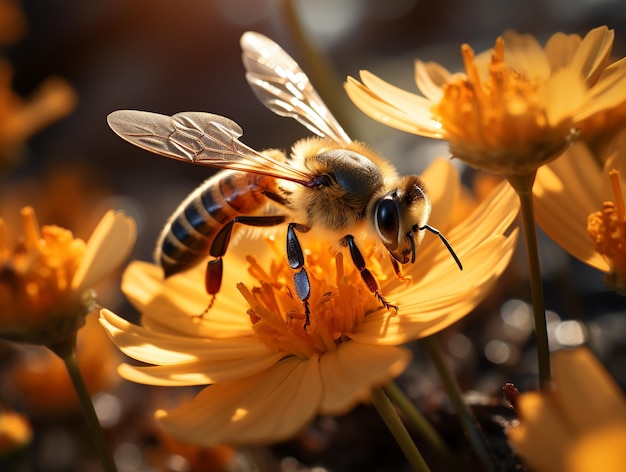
435 38 548 147
237 239 384 358
0 207 86 326
587 170 626 292
432 37 575 174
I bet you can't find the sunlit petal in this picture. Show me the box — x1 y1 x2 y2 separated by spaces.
118 351 284 386
346 26 626 178
318 343 410 415
552 348 626 432
508 347 626 472
156 357 322 446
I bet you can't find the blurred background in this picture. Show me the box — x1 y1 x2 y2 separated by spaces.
1 0 626 471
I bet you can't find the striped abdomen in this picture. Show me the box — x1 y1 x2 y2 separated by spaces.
156 170 283 277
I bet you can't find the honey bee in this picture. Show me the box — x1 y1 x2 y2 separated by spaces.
107 32 462 326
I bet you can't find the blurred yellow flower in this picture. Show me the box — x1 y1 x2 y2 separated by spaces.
0 206 136 350
0 410 32 455
101 159 519 446
507 347 626 472
533 132 626 291
345 26 626 177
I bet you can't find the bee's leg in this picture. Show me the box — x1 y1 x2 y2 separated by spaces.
389 255 412 283
341 235 398 312
286 223 312 328
197 215 286 317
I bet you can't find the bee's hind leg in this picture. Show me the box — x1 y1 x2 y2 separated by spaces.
196 215 287 318
342 235 398 313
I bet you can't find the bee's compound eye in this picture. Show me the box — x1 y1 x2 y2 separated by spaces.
376 199 399 245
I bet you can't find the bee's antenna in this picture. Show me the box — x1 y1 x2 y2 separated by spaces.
420 225 463 271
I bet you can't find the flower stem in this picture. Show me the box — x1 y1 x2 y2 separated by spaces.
507 172 551 391
421 335 497 472
279 0 357 137
371 386 432 472
383 382 458 468
62 349 118 472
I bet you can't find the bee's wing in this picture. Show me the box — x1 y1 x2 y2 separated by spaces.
107 110 313 184
241 31 352 146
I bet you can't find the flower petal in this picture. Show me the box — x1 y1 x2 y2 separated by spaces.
542 68 588 126
123 260 253 338
569 26 614 86
71 210 136 292
507 392 572 472
318 343 411 415
356 232 518 345
534 143 611 272
100 309 270 365
502 30 551 80
419 158 461 232
156 356 322 445
408 179 518 284
118 351 284 386
358 70 433 116
544 32 582 73
414 60 451 102
344 76 444 138
551 347 626 433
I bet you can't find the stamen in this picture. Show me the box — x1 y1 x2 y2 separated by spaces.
461 44 479 88
493 36 504 61
587 169 626 293
609 169 625 222
20 207 41 250
238 241 383 359
245 255 273 285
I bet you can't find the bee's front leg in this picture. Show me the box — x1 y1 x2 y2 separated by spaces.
389 255 412 283
286 223 312 328
341 235 398 313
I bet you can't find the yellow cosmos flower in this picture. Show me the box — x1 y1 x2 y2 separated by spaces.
345 26 626 177
100 159 519 446
0 410 32 455
533 135 626 291
507 347 626 472
0 206 136 350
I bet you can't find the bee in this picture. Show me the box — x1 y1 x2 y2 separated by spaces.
107 32 462 327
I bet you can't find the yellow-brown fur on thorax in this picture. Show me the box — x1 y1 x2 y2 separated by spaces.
282 138 398 236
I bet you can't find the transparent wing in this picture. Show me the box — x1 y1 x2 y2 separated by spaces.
107 110 313 184
241 31 352 146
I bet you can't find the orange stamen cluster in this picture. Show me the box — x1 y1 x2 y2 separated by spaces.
587 170 626 292
433 37 573 174
237 245 383 358
0 206 86 330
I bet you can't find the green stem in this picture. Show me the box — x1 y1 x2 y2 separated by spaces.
62 349 118 472
507 172 551 391
383 382 458 468
371 386 431 472
421 335 496 472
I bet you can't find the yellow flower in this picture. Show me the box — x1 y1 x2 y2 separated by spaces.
0 206 136 349
533 133 626 291
101 159 519 446
507 347 626 472
345 26 626 177
0 410 32 455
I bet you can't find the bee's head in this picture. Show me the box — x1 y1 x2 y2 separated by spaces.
373 175 431 264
